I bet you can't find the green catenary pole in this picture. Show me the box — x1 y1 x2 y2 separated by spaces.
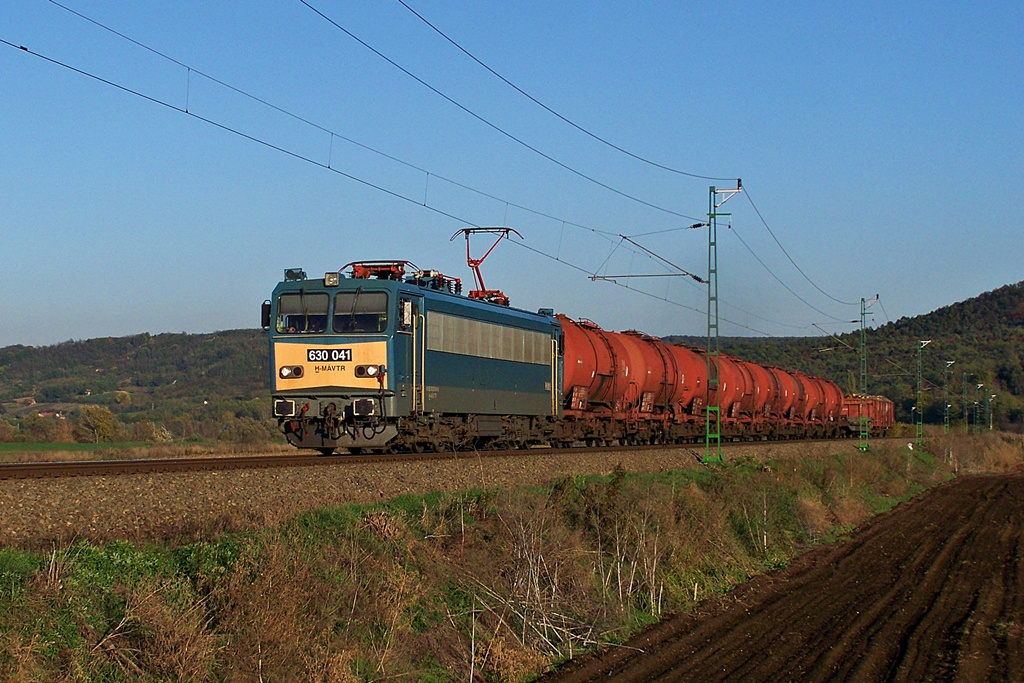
943 360 955 434
857 297 875 451
704 185 722 463
702 181 742 464
962 371 971 433
974 383 984 435
915 340 930 446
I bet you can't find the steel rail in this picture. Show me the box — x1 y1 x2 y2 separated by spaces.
0 437 893 481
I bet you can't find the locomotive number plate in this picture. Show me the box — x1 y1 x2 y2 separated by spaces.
306 348 352 362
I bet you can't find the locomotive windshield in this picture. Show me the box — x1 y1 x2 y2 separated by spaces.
276 292 328 334
334 291 389 333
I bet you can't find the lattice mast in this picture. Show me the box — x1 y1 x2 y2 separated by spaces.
916 340 931 446
943 360 955 434
857 296 876 452
705 182 742 464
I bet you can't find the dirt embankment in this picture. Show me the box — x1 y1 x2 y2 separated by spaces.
0 440 853 547
545 467 1024 682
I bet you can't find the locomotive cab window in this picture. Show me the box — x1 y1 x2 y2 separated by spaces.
276 292 328 334
334 291 389 334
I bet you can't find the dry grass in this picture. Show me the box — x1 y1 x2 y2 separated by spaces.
216 542 318 682
942 432 1024 472
132 581 219 680
2 433 1019 681
795 495 835 539
0 632 46 681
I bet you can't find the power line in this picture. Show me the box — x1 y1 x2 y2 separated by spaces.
31 2 860 342
41 0 677 256
727 224 850 323
594 235 808 332
812 323 856 350
630 188 859 322
0 37 473 223
743 187 859 307
298 0 703 222
393 0 733 182
511 240 772 336
2 35 739 335
878 298 892 324
39 0 792 336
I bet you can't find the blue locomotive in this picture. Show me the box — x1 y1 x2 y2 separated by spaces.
263 261 562 454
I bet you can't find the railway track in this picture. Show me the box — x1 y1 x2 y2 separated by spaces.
0 445 673 480
0 437 880 480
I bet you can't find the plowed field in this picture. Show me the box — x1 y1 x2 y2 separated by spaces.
546 469 1024 682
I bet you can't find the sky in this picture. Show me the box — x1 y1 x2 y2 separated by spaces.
1 0 1021 348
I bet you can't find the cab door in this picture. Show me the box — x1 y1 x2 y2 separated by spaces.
397 295 425 413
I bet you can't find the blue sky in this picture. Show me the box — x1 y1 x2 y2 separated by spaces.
1 0 1021 348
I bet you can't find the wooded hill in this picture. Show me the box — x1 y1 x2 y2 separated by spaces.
1 281 1021 443
667 281 1024 428
0 330 273 442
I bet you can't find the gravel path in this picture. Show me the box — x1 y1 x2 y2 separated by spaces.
0 441 855 547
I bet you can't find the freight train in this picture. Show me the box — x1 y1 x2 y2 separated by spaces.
262 261 893 455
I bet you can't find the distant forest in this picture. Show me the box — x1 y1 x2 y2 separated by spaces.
667 281 1024 428
1 282 1021 444
0 330 274 444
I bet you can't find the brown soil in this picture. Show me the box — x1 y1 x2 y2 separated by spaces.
544 468 1024 682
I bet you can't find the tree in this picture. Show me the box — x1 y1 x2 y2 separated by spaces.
77 405 121 442
0 418 18 442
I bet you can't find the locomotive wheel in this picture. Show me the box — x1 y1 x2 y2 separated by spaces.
317 447 336 456
410 442 425 453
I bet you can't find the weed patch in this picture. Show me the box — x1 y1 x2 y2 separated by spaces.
0 435 1016 680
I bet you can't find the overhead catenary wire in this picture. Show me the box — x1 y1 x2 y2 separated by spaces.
2 35 760 337
298 0 704 223
42 0 635 246
878 298 893 324
41 0 839 339
0 38 474 225
41 0 700 288
812 323 856 350
625 194 857 324
594 234 808 331
511 241 772 336
744 188 859 307
393 0 733 182
726 223 850 323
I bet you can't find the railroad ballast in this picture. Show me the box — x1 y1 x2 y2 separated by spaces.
263 261 893 455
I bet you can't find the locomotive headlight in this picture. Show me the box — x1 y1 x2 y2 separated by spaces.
354 364 385 378
324 272 340 287
279 365 304 379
